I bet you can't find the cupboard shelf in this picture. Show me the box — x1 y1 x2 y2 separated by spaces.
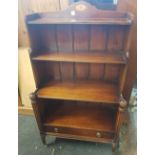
36 80 119 104
43 103 116 134
32 51 127 64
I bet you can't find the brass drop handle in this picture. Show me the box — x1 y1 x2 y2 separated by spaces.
54 127 58 132
96 132 101 138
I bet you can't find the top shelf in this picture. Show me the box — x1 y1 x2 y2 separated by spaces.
26 2 133 25
27 17 131 25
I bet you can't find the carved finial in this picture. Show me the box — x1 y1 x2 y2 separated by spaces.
119 94 127 112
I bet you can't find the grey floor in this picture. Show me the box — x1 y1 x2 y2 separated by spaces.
18 107 136 155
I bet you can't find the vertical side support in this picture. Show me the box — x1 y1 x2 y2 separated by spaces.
28 48 40 88
29 92 46 144
112 94 127 152
119 63 128 94
119 23 133 95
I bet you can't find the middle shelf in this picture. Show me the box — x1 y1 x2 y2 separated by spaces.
32 51 127 64
36 80 119 104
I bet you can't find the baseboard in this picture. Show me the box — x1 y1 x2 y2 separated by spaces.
18 106 34 116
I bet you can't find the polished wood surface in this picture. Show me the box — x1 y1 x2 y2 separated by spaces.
19 0 136 104
32 51 127 64
44 102 116 133
27 2 133 152
27 16 132 25
37 80 119 104
26 2 132 25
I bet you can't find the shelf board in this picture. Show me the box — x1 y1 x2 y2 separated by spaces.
37 81 119 104
27 17 131 25
32 52 127 64
43 103 116 133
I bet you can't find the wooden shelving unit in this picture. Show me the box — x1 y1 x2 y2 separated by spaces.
26 1 133 152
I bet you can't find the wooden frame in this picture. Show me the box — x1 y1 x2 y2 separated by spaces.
26 1 133 152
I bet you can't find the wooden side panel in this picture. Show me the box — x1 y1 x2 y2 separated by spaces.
27 25 58 52
32 62 48 85
27 25 41 51
117 0 137 101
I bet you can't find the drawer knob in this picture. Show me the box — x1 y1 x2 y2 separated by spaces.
96 132 101 138
54 127 58 132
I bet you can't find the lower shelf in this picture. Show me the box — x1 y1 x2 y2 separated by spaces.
43 101 117 141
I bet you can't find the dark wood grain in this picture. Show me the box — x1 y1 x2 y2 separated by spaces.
27 1 133 152
36 80 119 104
44 102 116 133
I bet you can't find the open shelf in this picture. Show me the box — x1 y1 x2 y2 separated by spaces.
43 102 116 134
37 80 119 104
32 52 127 64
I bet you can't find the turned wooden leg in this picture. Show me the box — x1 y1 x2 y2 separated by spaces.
40 133 46 145
113 94 127 153
30 93 45 144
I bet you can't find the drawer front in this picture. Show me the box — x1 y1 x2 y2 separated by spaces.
44 125 115 140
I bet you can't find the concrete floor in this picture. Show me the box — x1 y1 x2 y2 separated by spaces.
19 109 136 155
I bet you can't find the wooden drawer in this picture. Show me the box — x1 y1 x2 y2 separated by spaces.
43 125 115 140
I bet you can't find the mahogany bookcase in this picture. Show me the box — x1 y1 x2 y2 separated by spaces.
26 1 133 152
